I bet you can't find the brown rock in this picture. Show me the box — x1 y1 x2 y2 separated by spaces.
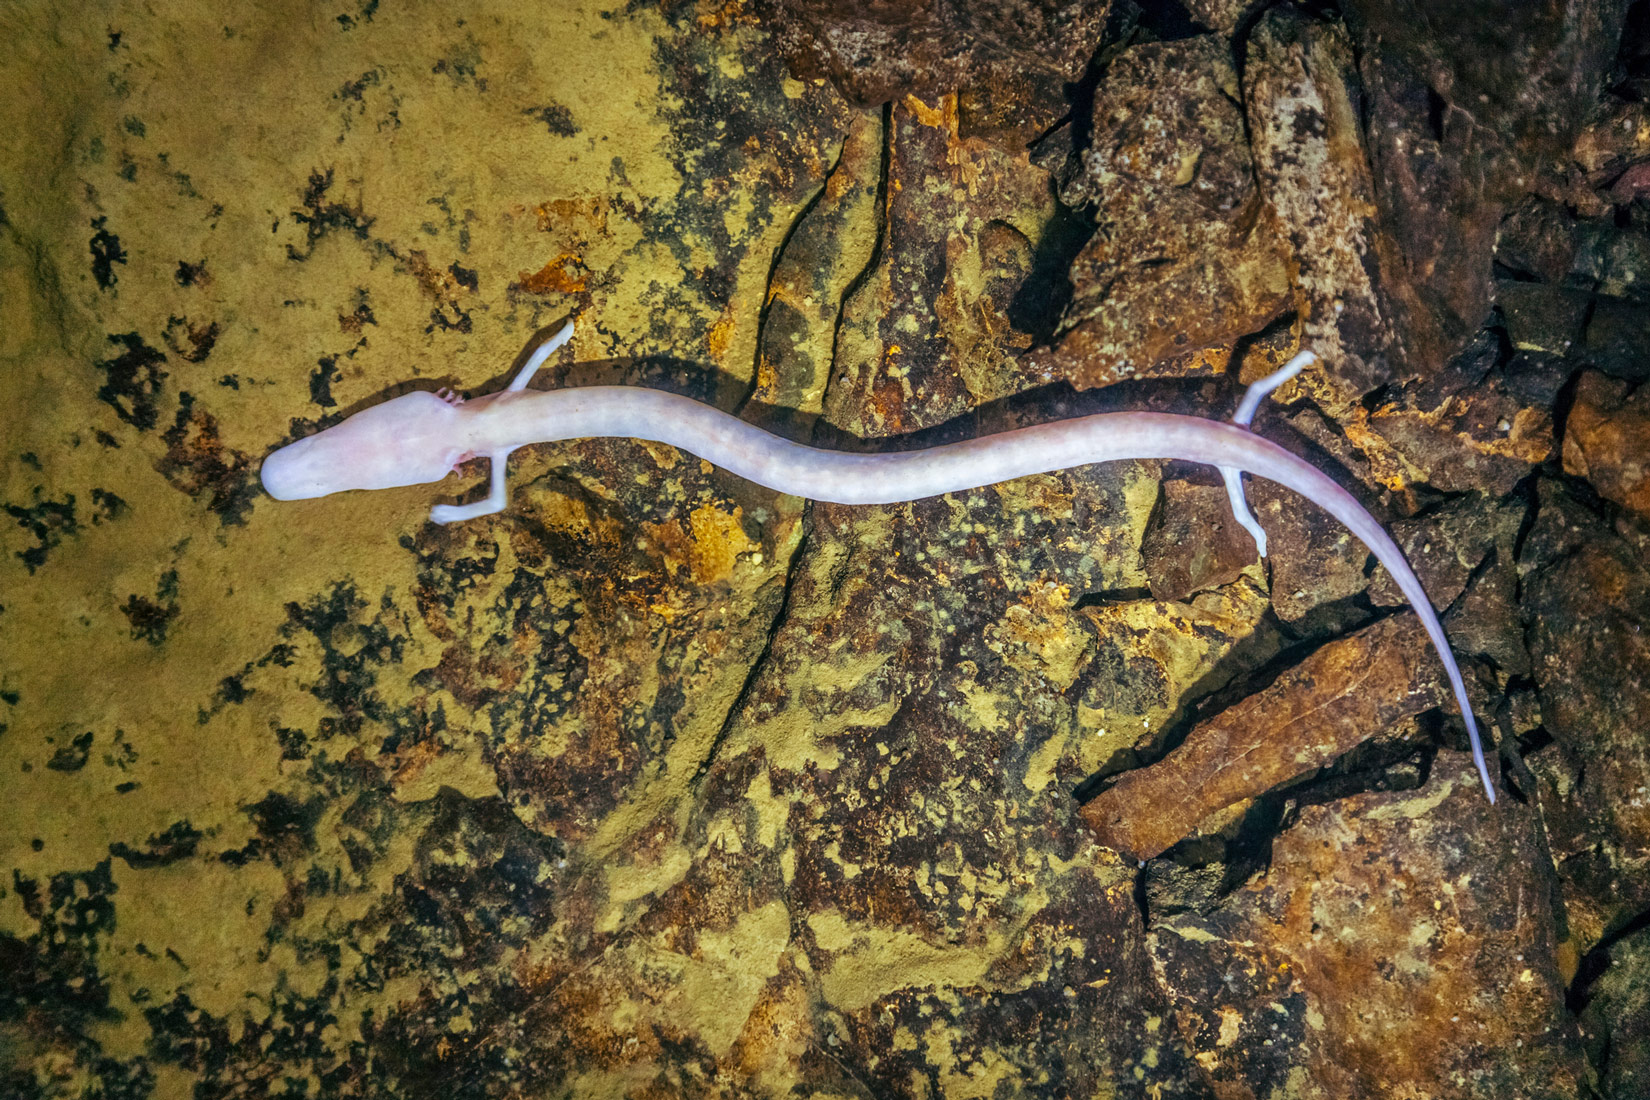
1043 35 1292 390
1579 925 1650 1099
1080 614 1449 860
1182 0 1266 36
1343 0 1629 376
1245 10 1398 395
764 0 1112 144
1572 222 1650 300
1249 474 1378 626
1140 477 1257 602
1150 756 1585 1098
1563 370 1650 521
1523 489 1650 948
1570 96 1650 184
1495 198 1580 284
1580 294 1650 382
1368 335 1557 496
824 94 1062 436
748 109 883 419
1368 493 1531 676
1496 279 1590 357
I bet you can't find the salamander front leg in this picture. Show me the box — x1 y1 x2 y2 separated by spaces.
431 449 515 524
1221 349 1316 557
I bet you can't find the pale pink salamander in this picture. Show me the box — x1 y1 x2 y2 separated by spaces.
262 319 1497 802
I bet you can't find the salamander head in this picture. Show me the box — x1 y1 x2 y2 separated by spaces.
261 390 465 500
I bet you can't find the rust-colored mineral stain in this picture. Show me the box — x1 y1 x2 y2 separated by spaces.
706 314 736 363
516 251 589 295
1079 614 1447 859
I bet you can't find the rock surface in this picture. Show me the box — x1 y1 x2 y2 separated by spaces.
2 1 1646 1097
1150 757 1585 1098
1564 370 1650 520
1080 614 1448 861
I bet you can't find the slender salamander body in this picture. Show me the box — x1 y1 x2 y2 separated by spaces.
262 320 1497 803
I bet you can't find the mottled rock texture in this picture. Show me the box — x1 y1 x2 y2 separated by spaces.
763 0 1113 143
2 1 1648 1098
1150 757 1585 1099
1042 34 1292 389
1564 369 1650 519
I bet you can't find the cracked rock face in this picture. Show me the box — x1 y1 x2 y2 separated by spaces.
2 1 1648 1097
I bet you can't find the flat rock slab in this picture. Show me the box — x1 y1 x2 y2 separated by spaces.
1081 614 1449 860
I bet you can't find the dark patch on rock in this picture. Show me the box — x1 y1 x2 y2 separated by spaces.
95 331 168 431
89 215 127 290
629 8 854 346
403 791 566 946
161 314 220 363
4 491 79 573
448 261 477 291
309 353 341 407
173 258 209 287
46 730 95 772
401 249 474 334
524 103 577 136
223 790 327 868
156 392 258 525
110 821 203 868
144 980 351 1090
337 290 376 334
119 568 180 645
286 167 375 261
0 860 120 1076
91 488 127 524
333 790 573 1091
142 993 235 1077
278 581 410 738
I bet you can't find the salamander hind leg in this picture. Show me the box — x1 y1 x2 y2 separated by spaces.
507 318 576 392
1220 466 1271 556
1233 349 1314 428
1223 349 1319 557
